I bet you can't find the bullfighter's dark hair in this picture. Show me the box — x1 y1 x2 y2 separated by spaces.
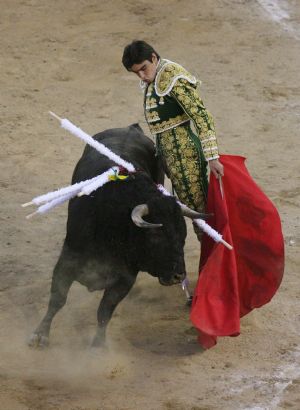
122 40 160 70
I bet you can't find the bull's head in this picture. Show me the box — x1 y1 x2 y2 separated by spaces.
131 200 208 286
131 203 208 227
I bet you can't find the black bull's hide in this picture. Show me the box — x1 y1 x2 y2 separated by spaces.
29 124 188 348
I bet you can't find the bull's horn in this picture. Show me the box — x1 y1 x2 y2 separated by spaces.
131 204 163 228
180 203 211 220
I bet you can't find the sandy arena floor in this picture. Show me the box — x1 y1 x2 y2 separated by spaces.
1 0 300 409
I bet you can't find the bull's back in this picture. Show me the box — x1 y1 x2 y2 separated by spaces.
65 124 162 252
71 124 158 183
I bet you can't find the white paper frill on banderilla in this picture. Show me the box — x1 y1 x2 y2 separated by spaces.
23 167 121 219
22 111 137 219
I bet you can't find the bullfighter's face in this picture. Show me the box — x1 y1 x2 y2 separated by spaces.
130 53 159 84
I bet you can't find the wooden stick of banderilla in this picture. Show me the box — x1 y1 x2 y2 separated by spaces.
181 278 193 305
49 111 62 122
220 239 233 250
194 218 233 250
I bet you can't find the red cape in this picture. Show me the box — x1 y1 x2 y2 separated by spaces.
190 155 284 349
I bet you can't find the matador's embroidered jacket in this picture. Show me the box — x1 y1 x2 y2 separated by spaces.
141 59 220 212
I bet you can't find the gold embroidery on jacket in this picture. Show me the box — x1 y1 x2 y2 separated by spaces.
145 97 158 110
145 110 161 123
170 79 219 160
155 60 198 96
147 114 190 134
157 125 207 212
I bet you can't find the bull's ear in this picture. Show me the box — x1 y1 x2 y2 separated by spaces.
131 204 163 229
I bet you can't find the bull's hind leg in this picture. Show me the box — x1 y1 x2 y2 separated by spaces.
91 275 136 347
29 248 75 348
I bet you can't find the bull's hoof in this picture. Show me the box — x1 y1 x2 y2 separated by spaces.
91 336 106 348
28 333 49 348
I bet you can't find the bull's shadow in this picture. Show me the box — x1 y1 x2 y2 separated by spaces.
111 275 204 357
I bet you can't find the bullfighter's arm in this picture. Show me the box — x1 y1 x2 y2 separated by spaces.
170 78 219 161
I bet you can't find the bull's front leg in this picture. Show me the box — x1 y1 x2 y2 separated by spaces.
28 254 74 348
91 275 136 347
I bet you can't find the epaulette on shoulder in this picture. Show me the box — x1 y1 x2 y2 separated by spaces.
154 60 198 97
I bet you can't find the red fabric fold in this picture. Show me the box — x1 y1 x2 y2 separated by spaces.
190 155 284 349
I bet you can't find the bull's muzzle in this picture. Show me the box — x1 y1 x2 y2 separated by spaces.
158 272 186 286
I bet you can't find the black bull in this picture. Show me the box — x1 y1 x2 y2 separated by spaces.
29 124 204 348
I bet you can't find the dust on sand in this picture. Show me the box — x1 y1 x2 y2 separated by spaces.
1 0 300 409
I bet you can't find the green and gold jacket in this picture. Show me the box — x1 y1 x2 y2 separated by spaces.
142 59 219 161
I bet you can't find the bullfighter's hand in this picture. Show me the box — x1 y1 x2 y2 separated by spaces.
208 159 224 178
